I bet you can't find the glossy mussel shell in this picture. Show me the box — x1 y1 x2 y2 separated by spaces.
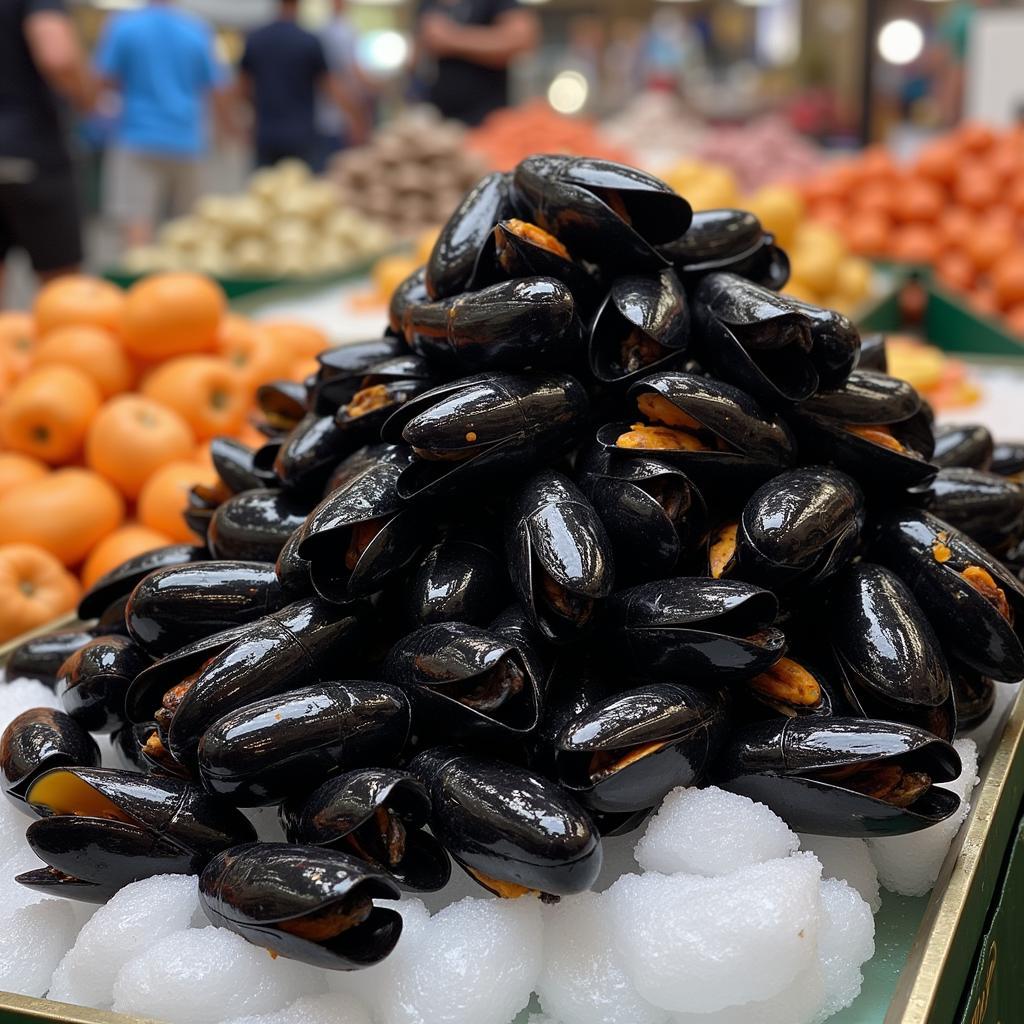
281 768 451 892
5 626 111 689
210 437 277 494
389 266 428 340
872 508 1024 682
18 766 255 902
313 336 409 412
411 747 602 897
125 560 283 658
57 634 151 734
828 563 955 740
991 442 1024 479
605 577 785 681
255 379 308 433
207 488 311 563
271 413 351 493
275 525 313 602
787 298 861 391
931 423 994 470
200 844 402 970
715 717 962 837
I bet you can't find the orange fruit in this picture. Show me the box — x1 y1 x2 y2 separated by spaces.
936 252 975 294
954 169 1000 211
261 321 330 361
33 325 134 398
289 356 320 383
896 180 944 223
0 543 82 643
956 121 997 154
937 208 977 250
0 452 48 496
970 286 1000 318
0 365 102 464
0 311 36 378
891 225 938 265
808 201 847 234
853 182 893 218
85 395 195 499
34 275 125 336
845 213 891 257
141 355 247 441
1004 303 1024 337
914 139 959 186
137 459 218 543
992 253 1024 310
80 523 174 589
0 468 124 566
120 272 225 360
964 225 1016 274
217 315 292 393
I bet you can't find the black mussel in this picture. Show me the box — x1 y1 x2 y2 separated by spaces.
426 170 514 299
740 654 837 719
714 717 962 837
383 622 541 740
512 155 691 271
210 437 277 494
991 442 1024 480
255 380 308 433
784 370 936 488
787 299 861 391
57 635 151 734
553 682 729 814
828 563 955 740
109 722 153 772
381 371 588 500
908 468 1024 554
389 266 428 340
577 445 708 583
931 423 994 470
299 445 424 601
198 681 410 806
505 469 615 641
17 766 255 903
403 531 507 627
184 482 224 541
78 544 206 622
313 336 409 413
272 413 350 492
280 769 451 892
488 602 550 686
589 270 690 384
5 627 106 689
599 370 796 488
96 593 132 634
331 355 435 438
1 708 100 810
856 332 888 373
604 577 785 681
873 509 1024 682
693 272 817 403
199 842 402 969
275 525 313 602
126 560 283 658
952 671 996 728
411 747 602 898
404 277 580 374
207 488 312 563
713 467 865 592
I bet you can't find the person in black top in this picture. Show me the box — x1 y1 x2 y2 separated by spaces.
416 0 539 126
238 0 367 169
0 0 96 294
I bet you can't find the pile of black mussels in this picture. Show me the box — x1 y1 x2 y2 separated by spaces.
3 155 1024 972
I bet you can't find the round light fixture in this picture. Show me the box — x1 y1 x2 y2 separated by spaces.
547 70 589 115
878 18 925 65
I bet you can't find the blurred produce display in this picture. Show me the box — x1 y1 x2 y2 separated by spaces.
467 99 635 171
885 335 980 411
602 92 705 168
801 124 1024 337
329 108 488 237
122 161 393 280
0 273 332 626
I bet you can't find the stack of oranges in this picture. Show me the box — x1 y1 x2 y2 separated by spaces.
0 272 331 642
801 123 1024 336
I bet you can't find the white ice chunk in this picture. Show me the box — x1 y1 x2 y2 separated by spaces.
669 966 826 1024
0 790 37 872
537 891 667 1024
49 874 201 1010
608 853 822 1013
529 1016 565 1024
0 897 77 997
0 686 61 733
817 878 875 1018
635 787 798 876
220 992 372 1024
868 739 979 896
798 835 881 913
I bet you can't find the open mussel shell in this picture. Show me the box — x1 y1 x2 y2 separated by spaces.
280 769 451 892
389 266 428 340
199 842 402 970
78 544 206 622
554 682 729 814
604 577 786 681
872 508 1024 682
313 336 409 413
785 370 936 489
125 560 283 658
589 270 690 384
210 437 277 495
57 635 151 734
383 622 541 740
714 717 962 837
505 469 615 642
738 653 839 720
380 371 589 501
856 332 888 373
333 368 435 442
255 379 309 433
18 766 255 903
198 681 410 806
991 442 1024 480
207 488 312 563
512 155 692 271
1 708 100 809
789 300 861 391
275 525 313 602
828 563 955 740
599 369 796 490
411 747 602 898
908 467 1024 554
5 626 110 689
932 423 994 470
952 671 996 728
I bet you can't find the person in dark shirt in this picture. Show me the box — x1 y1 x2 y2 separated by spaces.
238 0 367 169
0 0 96 295
416 0 539 126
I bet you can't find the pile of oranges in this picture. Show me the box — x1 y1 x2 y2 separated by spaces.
0 272 332 643
801 123 1024 336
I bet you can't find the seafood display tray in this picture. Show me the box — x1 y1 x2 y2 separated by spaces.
0 620 1021 1024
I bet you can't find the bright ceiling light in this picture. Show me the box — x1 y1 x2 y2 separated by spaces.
360 30 409 73
878 18 925 65
547 71 588 116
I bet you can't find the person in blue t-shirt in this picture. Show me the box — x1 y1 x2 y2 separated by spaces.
95 0 227 248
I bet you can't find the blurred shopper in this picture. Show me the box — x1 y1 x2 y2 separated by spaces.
96 0 227 248
240 0 368 170
0 0 96 295
415 0 539 126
